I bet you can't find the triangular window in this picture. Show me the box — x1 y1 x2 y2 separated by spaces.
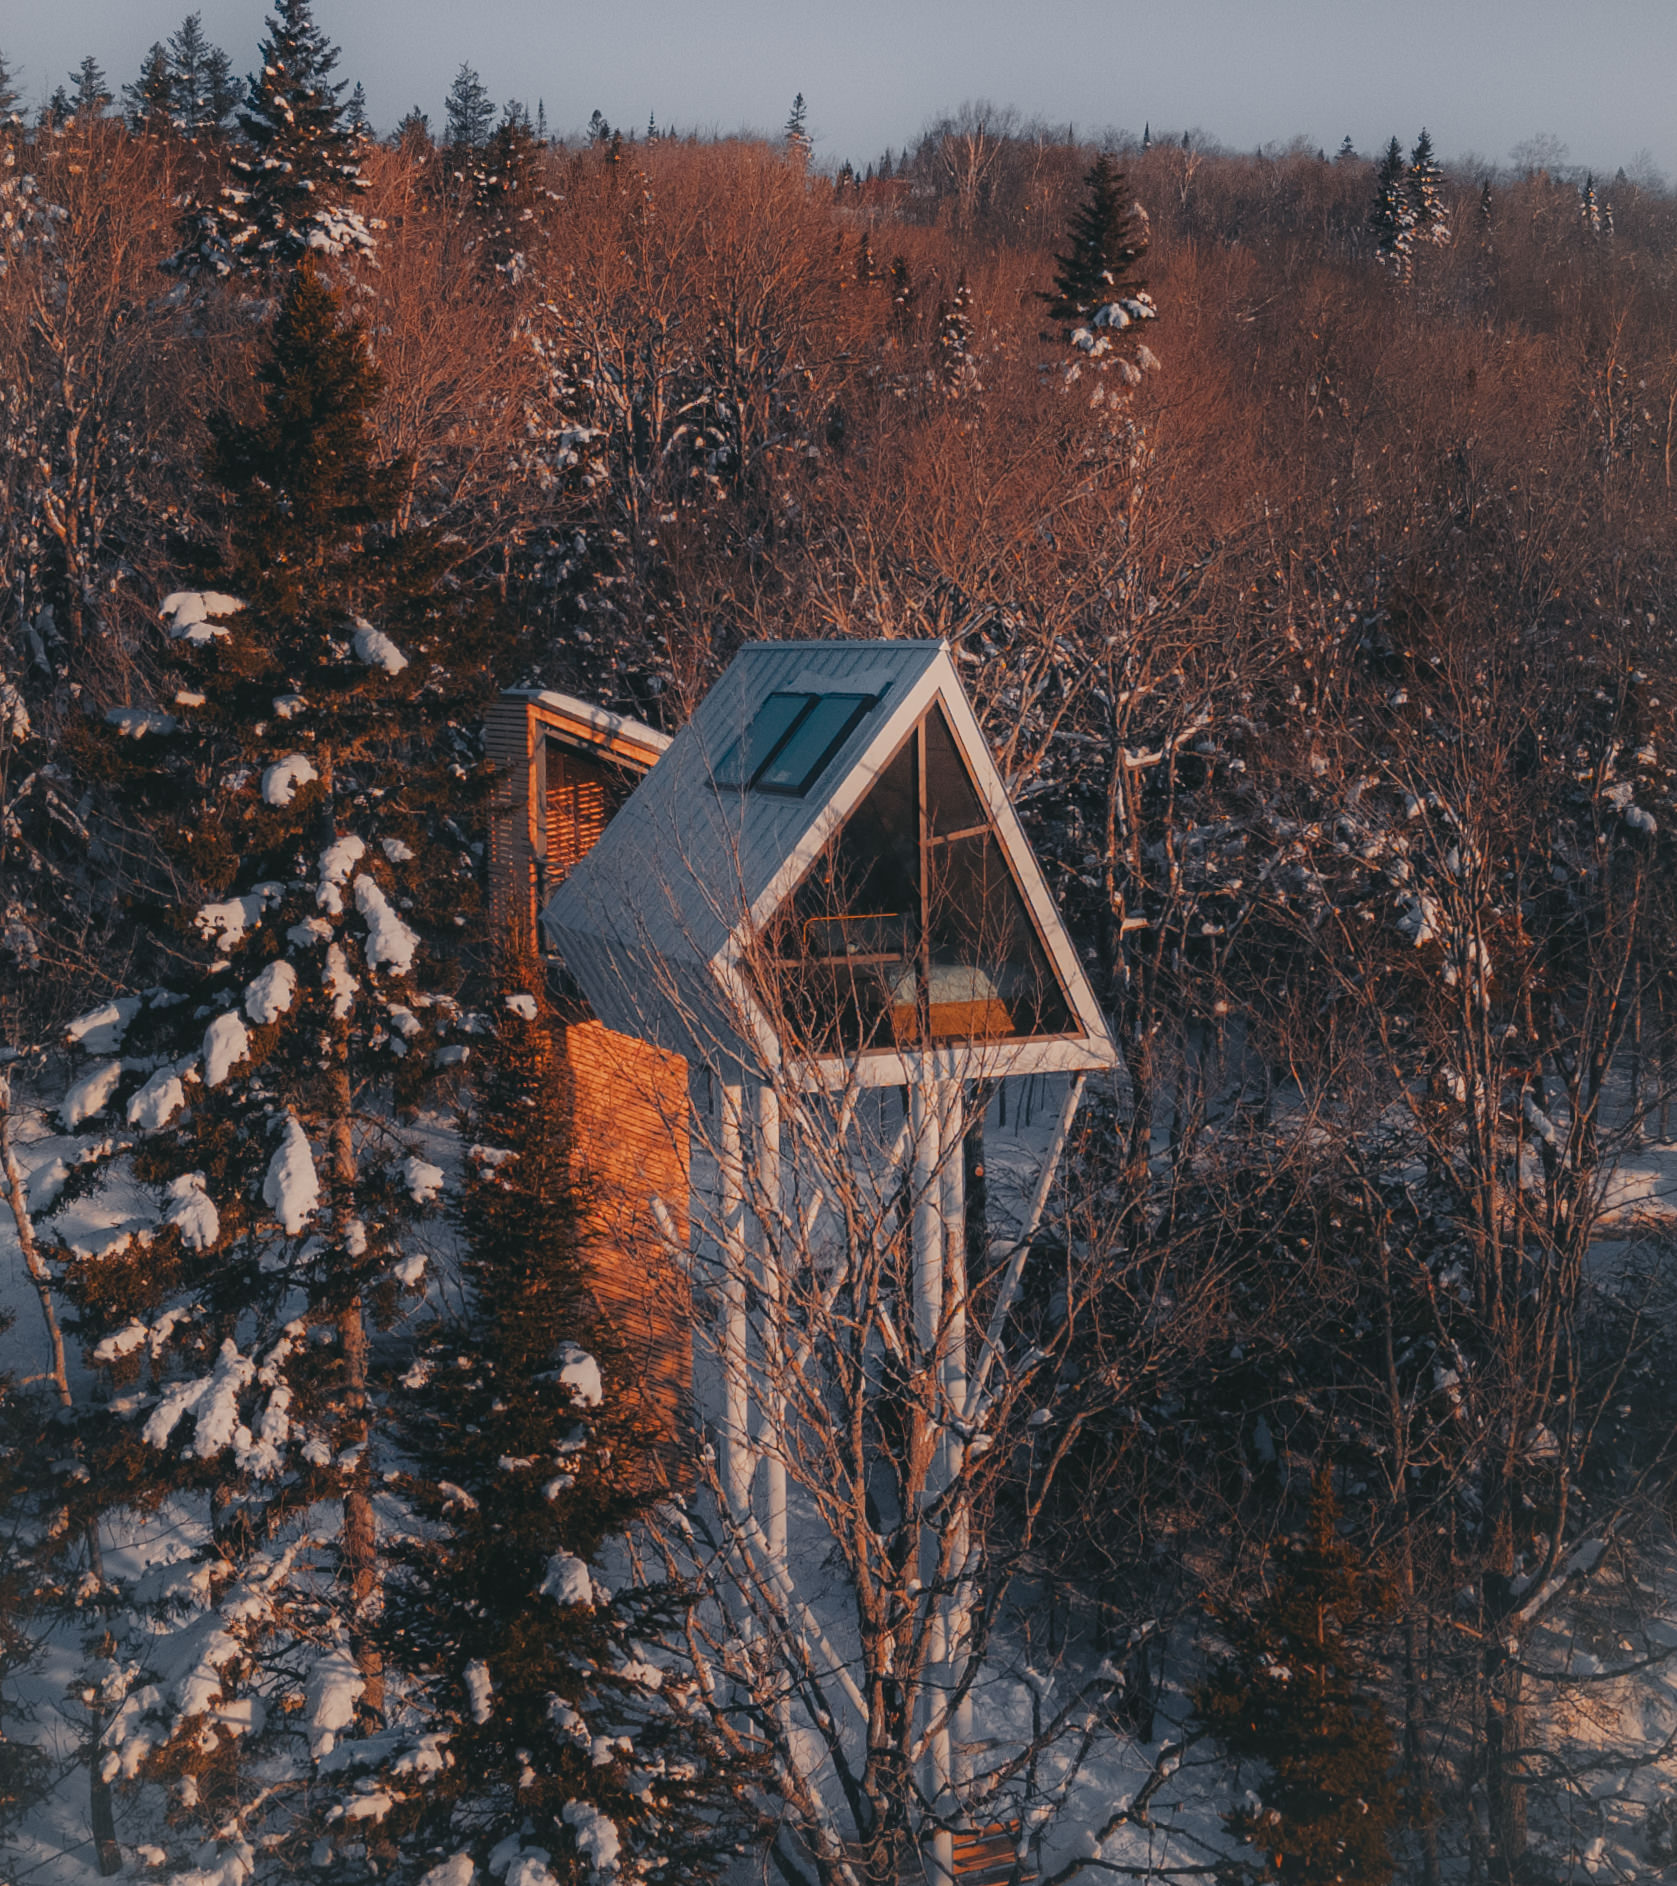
766 703 1074 1054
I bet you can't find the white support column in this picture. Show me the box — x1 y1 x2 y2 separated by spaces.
754 1081 786 1575
939 1082 973 1798
911 1078 954 1886
718 1083 753 1530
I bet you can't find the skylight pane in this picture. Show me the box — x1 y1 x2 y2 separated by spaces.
752 693 872 795
713 692 813 788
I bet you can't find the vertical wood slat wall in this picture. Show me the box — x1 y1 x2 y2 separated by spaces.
485 692 692 1479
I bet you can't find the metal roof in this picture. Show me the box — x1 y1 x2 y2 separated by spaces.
542 639 1118 1087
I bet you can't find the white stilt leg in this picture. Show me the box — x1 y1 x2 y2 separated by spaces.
912 1079 954 1886
939 1083 973 1796
718 1083 753 1529
754 1081 786 1575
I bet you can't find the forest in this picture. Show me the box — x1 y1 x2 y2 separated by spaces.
6 4 1677 1885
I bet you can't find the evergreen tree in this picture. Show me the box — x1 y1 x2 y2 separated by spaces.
43 86 72 130
69 55 112 121
887 254 917 339
394 104 430 154
123 42 174 134
443 60 495 158
1406 127 1449 245
167 12 236 136
934 271 977 392
1335 134 1357 164
345 79 370 139
178 0 373 277
474 104 546 269
1369 136 1414 279
587 108 610 145
853 231 877 284
1580 173 1602 237
1142 120 1151 150
372 998 763 1879
785 90 811 163
39 256 503 1874
1042 151 1152 326
1197 1471 1405 1886
0 48 19 124
646 109 658 142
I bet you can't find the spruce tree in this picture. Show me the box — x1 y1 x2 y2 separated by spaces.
37 258 502 1873
1370 136 1414 279
69 56 112 121
785 90 811 163
123 43 174 134
934 271 977 392
475 104 546 270
167 12 235 136
1197 1471 1405 1886
887 254 917 339
0 49 19 125
1042 151 1152 326
443 61 494 163
1580 173 1602 237
346 79 370 139
1335 135 1357 164
372 998 763 1879
178 0 373 277
1406 127 1449 246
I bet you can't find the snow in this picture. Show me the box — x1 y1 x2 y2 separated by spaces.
381 836 415 863
260 752 318 806
164 1172 220 1250
244 958 298 1024
354 874 419 974
202 1012 251 1087
418 1858 476 1886
402 1155 444 1204
392 1250 426 1285
160 590 244 643
317 833 366 913
65 995 141 1054
556 1342 604 1408
505 992 538 1020
195 883 284 946
353 619 409 674
61 1058 122 1128
273 693 306 718
306 1640 366 1759
105 706 177 738
324 943 359 1018
463 1658 494 1724
562 1801 622 1878
263 1115 319 1234
142 1339 255 1457
541 1553 594 1607
128 1061 190 1131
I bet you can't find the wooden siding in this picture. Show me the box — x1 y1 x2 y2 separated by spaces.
555 1018 693 1483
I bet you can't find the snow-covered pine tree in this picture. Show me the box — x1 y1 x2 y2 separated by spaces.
887 253 917 339
1335 134 1358 164
1041 151 1157 381
37 256 504 1875
1197 1469 1406 1886
785 91 811 164
1370 135 1414 279
1580 172 1602 237
442 62 495 203
0 48 20 125
123 44 174 135
1406 126 1449 246
69 57 112 122
474 104 546 273
346 80 371 141
166 12 235 138
933 270 977 392
177 0 373 277
374 995 764 1881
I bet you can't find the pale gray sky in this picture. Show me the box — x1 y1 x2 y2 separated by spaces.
8 1 1672 183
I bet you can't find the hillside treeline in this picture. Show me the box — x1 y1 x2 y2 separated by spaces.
8 18 1677 1884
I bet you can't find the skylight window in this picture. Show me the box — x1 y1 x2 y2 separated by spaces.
714 691 874 797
